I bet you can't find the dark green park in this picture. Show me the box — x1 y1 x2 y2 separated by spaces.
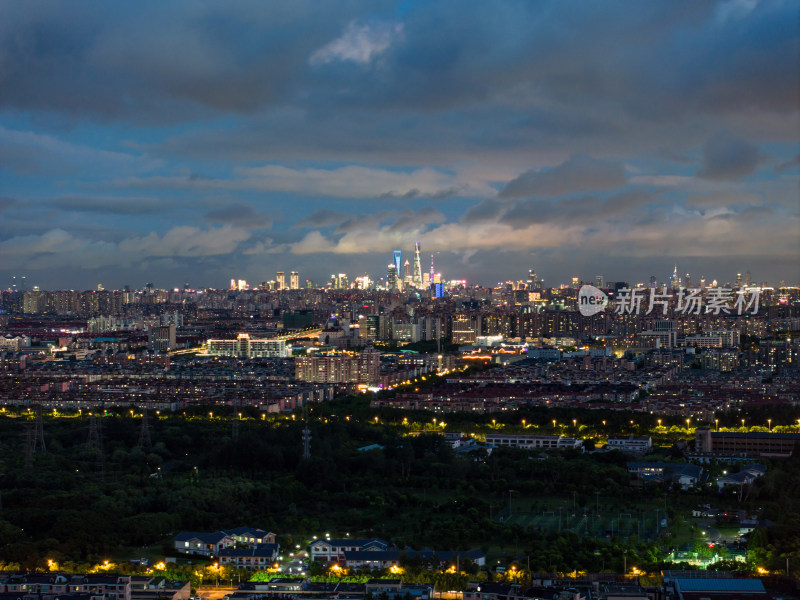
1 397 799 579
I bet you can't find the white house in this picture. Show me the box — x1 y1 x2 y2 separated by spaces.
173 532 234 557
309 538 388 563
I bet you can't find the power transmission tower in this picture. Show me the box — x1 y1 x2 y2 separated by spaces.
33 406 46 453
87 415 105 481
23 426 35 475
301 404 311 460
231 418 240 442
137 407 152 450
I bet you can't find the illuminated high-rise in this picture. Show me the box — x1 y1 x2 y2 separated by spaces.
387 264 399 291
413 242 423 287
276 271 285 290
290 271 300 290
393 250 401 273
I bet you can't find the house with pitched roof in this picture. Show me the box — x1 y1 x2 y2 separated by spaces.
172 531 235 557
218 544 280 570
309 538 388 563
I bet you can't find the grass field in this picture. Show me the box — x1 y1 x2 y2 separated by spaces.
499 497 667 541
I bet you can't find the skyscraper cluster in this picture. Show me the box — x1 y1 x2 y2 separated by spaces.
386 242 443 291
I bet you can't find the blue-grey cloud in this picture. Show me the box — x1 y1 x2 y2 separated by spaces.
204 203 272 228
42 195 167 215
775 153 800 173
499 154 627 198
697 132 760 181
0 0 797 289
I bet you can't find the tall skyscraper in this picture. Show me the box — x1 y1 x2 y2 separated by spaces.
669 265 679 289
276 271 285 290
595 275 604 288
387 264 399 291
393 250 402 273
413 242 423 287
529 269 541 290
290 271 300 290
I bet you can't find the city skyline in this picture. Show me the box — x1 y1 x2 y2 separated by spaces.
0 1 798 289
3 258 795 293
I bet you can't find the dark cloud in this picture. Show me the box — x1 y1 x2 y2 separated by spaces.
499 154 627 198
294 209 352 229
204 203 272 228
499 190 658 229
0 1 380 123
462 199 504 225
775 153 800 173
42 195 167 215
698 132 760 181
387 207 445 232
0 197 15 212
378 186 464 200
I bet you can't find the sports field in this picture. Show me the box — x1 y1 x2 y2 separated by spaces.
500 498 666 541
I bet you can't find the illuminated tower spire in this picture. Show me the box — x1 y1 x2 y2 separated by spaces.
413 242 423 287
430 254 435 285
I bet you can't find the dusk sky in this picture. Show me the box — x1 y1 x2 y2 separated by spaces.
1 0 798 290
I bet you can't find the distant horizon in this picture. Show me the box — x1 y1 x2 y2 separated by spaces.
4 259 799 293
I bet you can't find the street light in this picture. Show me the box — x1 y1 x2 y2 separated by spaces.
768 419 772 431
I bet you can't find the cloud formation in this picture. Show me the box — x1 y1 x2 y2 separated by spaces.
698 132 760 180
204 203 272 228
499 155 627 198
310 20 404 65
0 0 797 288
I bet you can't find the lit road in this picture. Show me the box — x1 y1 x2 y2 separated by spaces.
275 328 321 341
196 586 237 600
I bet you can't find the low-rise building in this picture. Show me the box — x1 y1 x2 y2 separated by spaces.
309 538 388 563
219 544 280 570
607 436 653 456
485 433 583 451
207 334 287 358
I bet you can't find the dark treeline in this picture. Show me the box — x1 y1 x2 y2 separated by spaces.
0 400 798 575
